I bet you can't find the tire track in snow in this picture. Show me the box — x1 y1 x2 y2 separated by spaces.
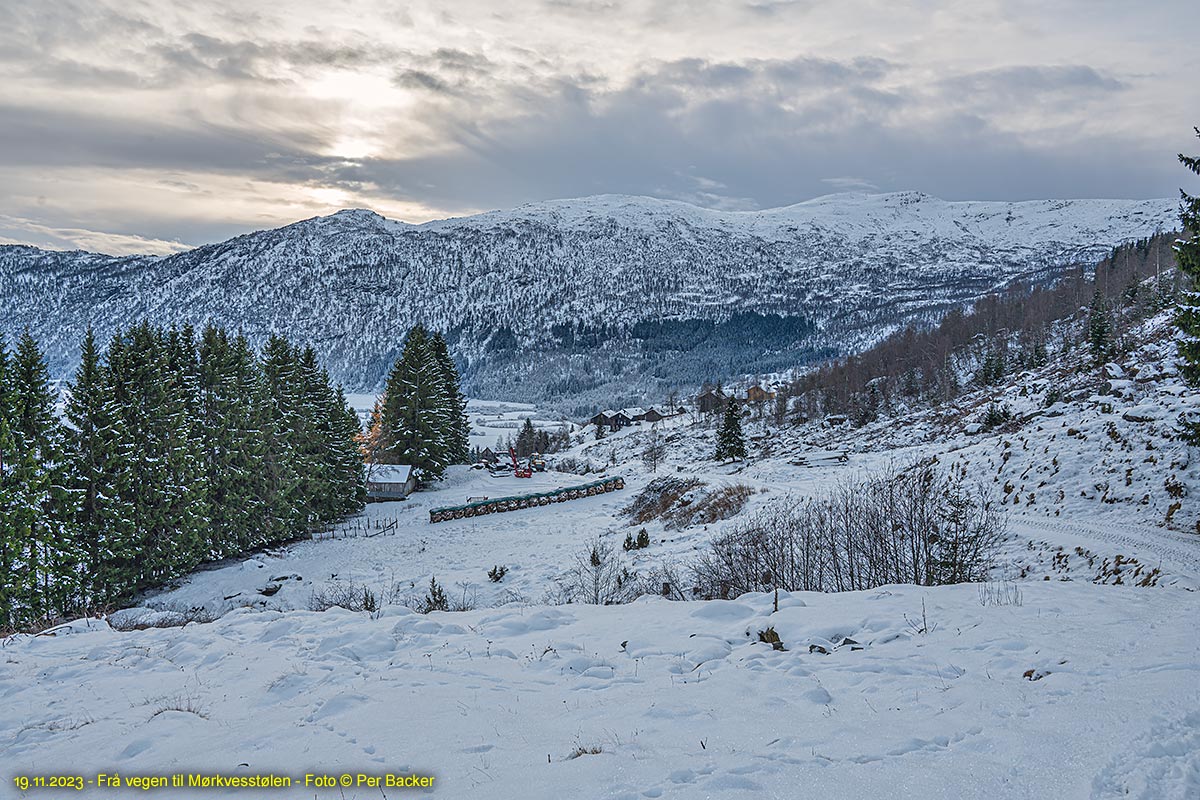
1007 513 1200 581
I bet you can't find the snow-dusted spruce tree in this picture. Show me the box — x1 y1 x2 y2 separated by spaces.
429 331 470 465
714 398 747 462
296 345 366 522
198 325 265 557
515 417 537 457
1176 128 1200 386
0 335 21 629
381 325 453 481
1088 287 1115 365
260 335 365 534
9 330 78 627
357 395 389 464
106 322 208 591
64 327 136 607
1173 129 1200 444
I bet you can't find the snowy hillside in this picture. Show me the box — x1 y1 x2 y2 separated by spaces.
0 192 1175 408
6 302 1199 798
788 309 1200 542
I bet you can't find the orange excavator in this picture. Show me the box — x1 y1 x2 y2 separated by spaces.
509 446 532 478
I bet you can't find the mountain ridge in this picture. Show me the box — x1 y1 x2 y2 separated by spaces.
1 191 1177 411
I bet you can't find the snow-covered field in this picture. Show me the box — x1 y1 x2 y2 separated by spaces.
5 314 1200 799
346 395 574 454
6 580 1198 799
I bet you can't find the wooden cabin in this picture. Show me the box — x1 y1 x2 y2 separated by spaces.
589 411 613 429
640 407 666 423
746 385 777 404
607 410 633 429
366 464 416 500
696 390 727 414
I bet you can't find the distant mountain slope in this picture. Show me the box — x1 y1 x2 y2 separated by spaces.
0 192 1176 411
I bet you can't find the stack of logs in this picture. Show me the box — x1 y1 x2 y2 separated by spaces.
429 476 625 523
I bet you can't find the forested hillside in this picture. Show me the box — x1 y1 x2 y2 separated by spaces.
0 325 364 632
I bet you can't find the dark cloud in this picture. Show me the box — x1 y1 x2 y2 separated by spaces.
332 54 1177 213
939 64 1128 107
0 104 298 172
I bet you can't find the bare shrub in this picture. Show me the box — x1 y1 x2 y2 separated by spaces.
150 694 210 719
308 581 380 613
669 484 755 529
978 577 1023 607
566 744 603 759
623 477 704 525
449 582 478 612
692 463 1005 598
568 536 637 605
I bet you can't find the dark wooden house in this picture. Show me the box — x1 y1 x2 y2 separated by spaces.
696 390 727 414
640 407 666 423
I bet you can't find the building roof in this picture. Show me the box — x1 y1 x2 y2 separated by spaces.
368 464 413 483
621 407 647 418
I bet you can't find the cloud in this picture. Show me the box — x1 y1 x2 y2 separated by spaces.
0 0 1194 250
0 215 191 255
821 177 880 192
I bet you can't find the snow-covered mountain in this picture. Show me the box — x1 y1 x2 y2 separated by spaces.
0 192 1176 409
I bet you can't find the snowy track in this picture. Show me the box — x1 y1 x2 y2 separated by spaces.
1008 513 1200 585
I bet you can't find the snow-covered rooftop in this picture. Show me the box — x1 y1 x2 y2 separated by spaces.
368 464 412 483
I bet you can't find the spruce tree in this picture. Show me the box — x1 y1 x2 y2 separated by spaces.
357 395 389 465
1088 287 1115 365
714 398 747 462
64 327 135 607
429 332 469 465
0 336 19 629
380 326 451 481
515 418 537 457
297 345 364 522
9 330 78 625
261 335 311 533
198 326 275 556
1175 127 1200 385
106 322 207 590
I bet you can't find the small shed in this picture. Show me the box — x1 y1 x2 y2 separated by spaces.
479 448 500 464
366 464 416 500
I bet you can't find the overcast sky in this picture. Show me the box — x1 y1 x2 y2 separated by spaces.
1 0 1196 254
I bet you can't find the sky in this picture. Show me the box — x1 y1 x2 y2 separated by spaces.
0 0 1197 255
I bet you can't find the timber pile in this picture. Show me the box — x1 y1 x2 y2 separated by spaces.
429 476 625 523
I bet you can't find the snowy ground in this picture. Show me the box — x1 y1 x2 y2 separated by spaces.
5 313 1200 798
6 583 1198 799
